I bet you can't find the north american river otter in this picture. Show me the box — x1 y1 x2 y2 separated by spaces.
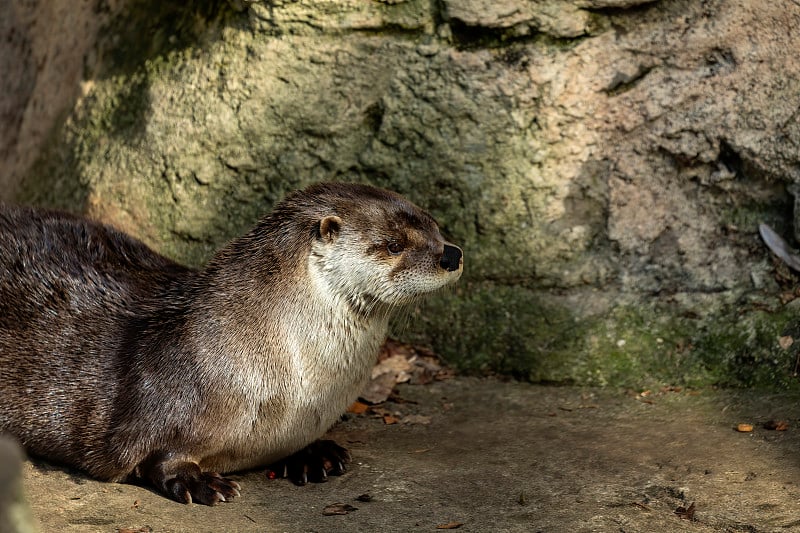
0 183 463 505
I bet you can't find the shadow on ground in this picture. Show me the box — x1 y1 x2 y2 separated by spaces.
21 378 800 532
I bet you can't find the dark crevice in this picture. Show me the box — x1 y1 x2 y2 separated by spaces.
431 0 447 29
704 47 736 76
447 19 585 51
363 101 385 134
718 139 742 175
347 24 429 39
604 64 656 95
583 0 663 17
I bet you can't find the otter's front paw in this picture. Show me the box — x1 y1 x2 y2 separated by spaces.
141 455 241 505
268 439 351 485
165 467 241 505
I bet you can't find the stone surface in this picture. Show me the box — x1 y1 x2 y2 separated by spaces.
19 378 800 532
0 0 123 198
4 0 800 386
0 437 36 533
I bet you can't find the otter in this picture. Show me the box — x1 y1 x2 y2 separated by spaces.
0 183 463 505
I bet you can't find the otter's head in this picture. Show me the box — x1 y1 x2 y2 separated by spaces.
301 183 463 315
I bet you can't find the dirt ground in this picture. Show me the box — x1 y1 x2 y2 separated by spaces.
17 377 800 532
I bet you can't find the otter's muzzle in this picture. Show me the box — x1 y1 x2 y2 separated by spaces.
440 244 463 272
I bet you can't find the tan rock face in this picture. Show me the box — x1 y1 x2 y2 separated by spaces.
4 0 800 385
0 0 123 198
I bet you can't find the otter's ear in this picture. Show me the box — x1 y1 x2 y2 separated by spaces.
318 216 342 243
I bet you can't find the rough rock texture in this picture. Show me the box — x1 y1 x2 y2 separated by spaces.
5 0 800 387
0 0 124 197
0 437 37 533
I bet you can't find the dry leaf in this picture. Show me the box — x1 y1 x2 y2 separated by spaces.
382 414 399 425
347 401 370 415
379 338 416 360
360 373 399 405
401 414 431 425
371 354 413 381
764 420 789 431
736 423 754 432
436 522 464 529
322 503 358 516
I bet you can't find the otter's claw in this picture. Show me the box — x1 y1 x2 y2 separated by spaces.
166 470 241 505
267 439 351 485
141 454 241 505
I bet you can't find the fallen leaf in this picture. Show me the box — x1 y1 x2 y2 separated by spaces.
117 528 152 533
436 522 464 530
360 372 399 405
379 338 416 361
382 414 399 425
360 339 456 407
322 503 358 516
347 401 370 415
736 423 754 432
387 392 419 405
401 414 431 425
371 354 413 381
674 501 695 520
764 420 789 431
355 493 372 502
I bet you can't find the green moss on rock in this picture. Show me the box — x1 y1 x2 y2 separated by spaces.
405 284 800 390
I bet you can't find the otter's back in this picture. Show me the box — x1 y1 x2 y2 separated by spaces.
0 204 191 466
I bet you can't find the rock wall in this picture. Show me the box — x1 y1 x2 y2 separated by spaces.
0 0 123 197
5 0 800 387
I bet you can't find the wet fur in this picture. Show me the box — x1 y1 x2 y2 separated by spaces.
0 183 462 500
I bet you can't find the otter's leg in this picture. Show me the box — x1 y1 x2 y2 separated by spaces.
268 439 351 485
138 452 241 505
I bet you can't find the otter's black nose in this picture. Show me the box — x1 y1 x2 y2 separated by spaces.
440 244 463 272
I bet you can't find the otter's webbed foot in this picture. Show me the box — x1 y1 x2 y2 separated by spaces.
268 439 351 485
141 454 241 505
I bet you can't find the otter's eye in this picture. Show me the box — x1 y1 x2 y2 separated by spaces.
387 241 404 255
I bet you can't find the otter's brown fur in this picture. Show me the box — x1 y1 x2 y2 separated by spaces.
0 183 463 505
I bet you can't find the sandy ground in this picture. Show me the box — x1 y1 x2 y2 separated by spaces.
17 378 800 532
